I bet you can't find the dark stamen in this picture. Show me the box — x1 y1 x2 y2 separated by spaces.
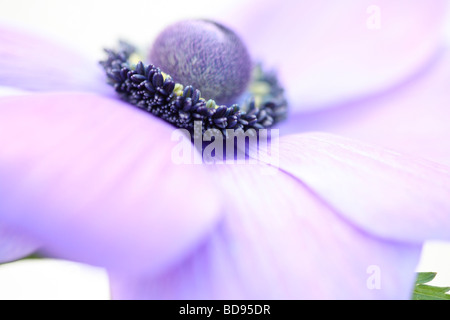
99 41 288 136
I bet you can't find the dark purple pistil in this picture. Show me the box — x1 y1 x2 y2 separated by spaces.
149 20 252 106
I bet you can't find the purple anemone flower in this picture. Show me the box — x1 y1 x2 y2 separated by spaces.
1 0 450 300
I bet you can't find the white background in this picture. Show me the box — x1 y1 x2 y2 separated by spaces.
0 0 450 299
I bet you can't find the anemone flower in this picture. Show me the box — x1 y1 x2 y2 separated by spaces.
1 0 450 300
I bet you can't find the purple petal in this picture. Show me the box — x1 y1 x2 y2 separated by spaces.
0 225 39 264
0 24 110 95
110 163 421 299
0 93 221 275
226 0 447 112
271 133 450 243
283 48 450 166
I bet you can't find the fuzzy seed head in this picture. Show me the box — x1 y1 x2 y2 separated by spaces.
149 20 252 105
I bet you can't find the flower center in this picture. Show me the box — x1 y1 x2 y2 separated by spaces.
149 20 252 106
99 21 288 136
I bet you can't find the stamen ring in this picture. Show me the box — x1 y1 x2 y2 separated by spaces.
100 41 288 136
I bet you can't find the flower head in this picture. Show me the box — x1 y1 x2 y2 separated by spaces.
0 0 450 300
